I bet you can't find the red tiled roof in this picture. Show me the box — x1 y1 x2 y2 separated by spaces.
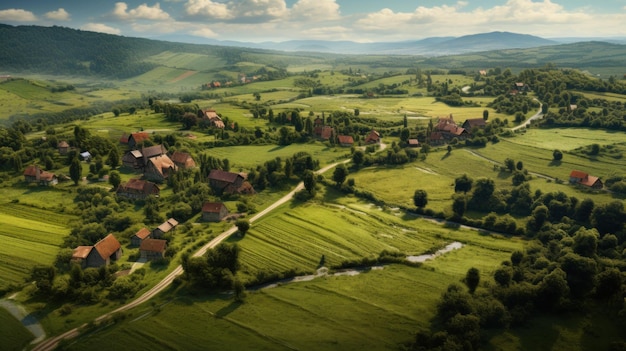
134 228 151 240
365 130 380 142
208 169 242 183
338 135 354 144
72 246 93 259
130 132 150 144
119 134 129 143
23 165 39 177
570 170 588 179
320 126 334 140
140 238 167 253
93 234 121 260
580 175 600 187
202 202 226 213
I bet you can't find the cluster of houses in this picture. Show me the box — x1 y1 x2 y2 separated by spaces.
312 116 381 147
429 115 486 145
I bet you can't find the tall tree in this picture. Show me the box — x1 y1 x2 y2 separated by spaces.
302 170 316 194
69 157 82 185
454 174 473 193
464 267 480 294
107 147 120 169
332 164 348 187
109 170 121 189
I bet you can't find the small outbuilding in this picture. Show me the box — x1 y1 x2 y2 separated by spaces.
202 202 229 222
139 238 167 261
130 227 152 246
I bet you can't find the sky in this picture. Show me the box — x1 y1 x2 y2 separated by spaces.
1 0 626 42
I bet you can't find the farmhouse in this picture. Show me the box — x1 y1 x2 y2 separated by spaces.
23 165 57 186
462 118 487 133
58 140 69 155
169 151 196 169
569 170 603 189
144 154 177 182
208 169 255 195
139 238 167 261
127 132 150 148
338 135 354 147
429 132 445 146
313 116 323 136
117 178 160 200
153 218 179 238
203 109 225 128
365 130 381 144
320 126 334 140
71 234 122 268
408 139 420 147
122 144 167 170
131 227 152 246
202 202 229 222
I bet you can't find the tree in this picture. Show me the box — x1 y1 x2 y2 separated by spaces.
236 220 250 236
464 267 480 294
483 109 489 120
253 92 261 101
454 174 473 193
553 149 563 161
332 164 348 187
504 158 515 172
302 170 316 195
352 150 364 168
400 128 410 142
354 108 360 116
591 200 624 235
589 143 600 155
452 195 466 218
69 156 82 185
109 170 121 189
413 189 428 209
516 161 523 170
107 147 120 169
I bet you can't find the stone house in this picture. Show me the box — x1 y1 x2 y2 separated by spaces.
139 238 167 260
202 202 229 222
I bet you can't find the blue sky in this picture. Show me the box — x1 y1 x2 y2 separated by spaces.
1 0 625 42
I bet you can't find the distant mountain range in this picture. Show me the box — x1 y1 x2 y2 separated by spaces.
153 31 626 56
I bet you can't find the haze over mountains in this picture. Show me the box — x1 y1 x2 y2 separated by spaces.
155 31 625 56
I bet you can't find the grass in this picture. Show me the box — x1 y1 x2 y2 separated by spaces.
0 307 34 351
505 128 626 151
0 203 72 288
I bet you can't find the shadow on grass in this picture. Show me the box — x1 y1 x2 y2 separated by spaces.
215 301 242 318
268 145 287 152
548 160 562 167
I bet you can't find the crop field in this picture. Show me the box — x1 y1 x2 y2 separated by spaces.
144 51 227 71
204 142 348 170
0 307 33 351
505 128 626 151
0 203 72 288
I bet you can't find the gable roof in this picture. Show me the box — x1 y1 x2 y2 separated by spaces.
408 139 419 146
320 126 334 140
58 141 69 148
208 169 242 184
140 238 167 253
204 109 219 119
134 227 151 240
170 151 193 164
580 175 600 187
72 246 93 259
202 202 227 213
130 132 150 144
365 130 380 142
338 135 354 144
23 165 40 177
148 155 177 176
157 218 178 233
464 118 486 128
570 170 588 179
93 234 121 260
142 145 166 159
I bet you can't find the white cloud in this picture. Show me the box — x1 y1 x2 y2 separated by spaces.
185 0 287 22
45 8 70 21
81 23 122 35
291 0 340 21
185 0 233 19
0 9 37 22
113 2 171 20
190 27 218 38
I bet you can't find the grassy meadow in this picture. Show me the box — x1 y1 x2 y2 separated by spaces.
0 307 34 351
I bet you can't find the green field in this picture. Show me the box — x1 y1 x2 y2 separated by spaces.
0 203 72 288
0 307 34 351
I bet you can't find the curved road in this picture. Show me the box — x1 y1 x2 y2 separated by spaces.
511 100 544 131
32 146 390 351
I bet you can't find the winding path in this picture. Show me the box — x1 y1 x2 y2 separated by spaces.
511 99 544 131
32 144 389 351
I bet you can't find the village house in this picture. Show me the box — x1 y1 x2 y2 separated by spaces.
569 170 603 189
122 144 167 170
202 202 229 222
58 140 69 155
71 234 122 268
152 218 179 239
429 132 445 146
320 126 334 141
23 165 57 186
434 115 469 141
202 109 225 129
338 135 354 147
144 154 177 183
462 118 487 134
365 130 381 144
208 169 255 195
139 238 167 261
127 132 150 149
408 139 420 147
313 116 324 136
130 227 152 246
116 178 160 200
80 151 92 162
169 151 196 169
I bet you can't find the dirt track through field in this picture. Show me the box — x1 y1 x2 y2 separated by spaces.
168 70 198 83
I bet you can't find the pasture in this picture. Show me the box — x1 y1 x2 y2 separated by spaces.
0 307 33 351
0 203 72 289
